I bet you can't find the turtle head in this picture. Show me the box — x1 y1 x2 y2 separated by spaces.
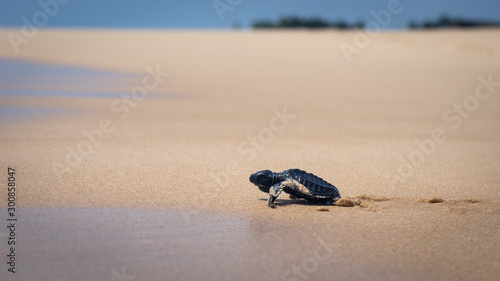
249 170 275 193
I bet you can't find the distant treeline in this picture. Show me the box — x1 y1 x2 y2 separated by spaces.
252 15 500 30
252 16 364 29
409 15 500 29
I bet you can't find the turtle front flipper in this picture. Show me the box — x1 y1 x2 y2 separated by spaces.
268 183 283 208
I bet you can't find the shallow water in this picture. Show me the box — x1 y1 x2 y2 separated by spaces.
0 88 137 98
0 58 133 78
0 58 136 98
0 58 176 122
0 106 72 123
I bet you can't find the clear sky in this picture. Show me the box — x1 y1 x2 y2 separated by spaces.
0 0 499 29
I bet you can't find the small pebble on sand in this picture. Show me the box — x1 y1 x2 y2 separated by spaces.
316 207 329 212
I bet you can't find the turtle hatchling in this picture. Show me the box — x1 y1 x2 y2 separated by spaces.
249 169 341 208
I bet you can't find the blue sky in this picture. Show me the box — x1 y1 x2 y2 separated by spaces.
0 0 499 29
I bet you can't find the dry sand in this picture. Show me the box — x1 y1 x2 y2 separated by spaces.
0 29 499 281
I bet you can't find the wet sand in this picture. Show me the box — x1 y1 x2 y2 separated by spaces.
0 29 500 280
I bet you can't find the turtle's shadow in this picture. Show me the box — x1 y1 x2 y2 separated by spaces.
258 198 332 207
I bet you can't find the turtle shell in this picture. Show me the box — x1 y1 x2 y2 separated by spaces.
280 169 340 199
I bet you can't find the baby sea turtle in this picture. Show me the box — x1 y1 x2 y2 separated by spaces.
249 169 341 208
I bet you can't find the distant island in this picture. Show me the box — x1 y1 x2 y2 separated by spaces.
253 16 363 30
252 15 500 30
408 15 500 29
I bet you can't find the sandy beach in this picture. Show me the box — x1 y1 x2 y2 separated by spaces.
0 29 499 281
